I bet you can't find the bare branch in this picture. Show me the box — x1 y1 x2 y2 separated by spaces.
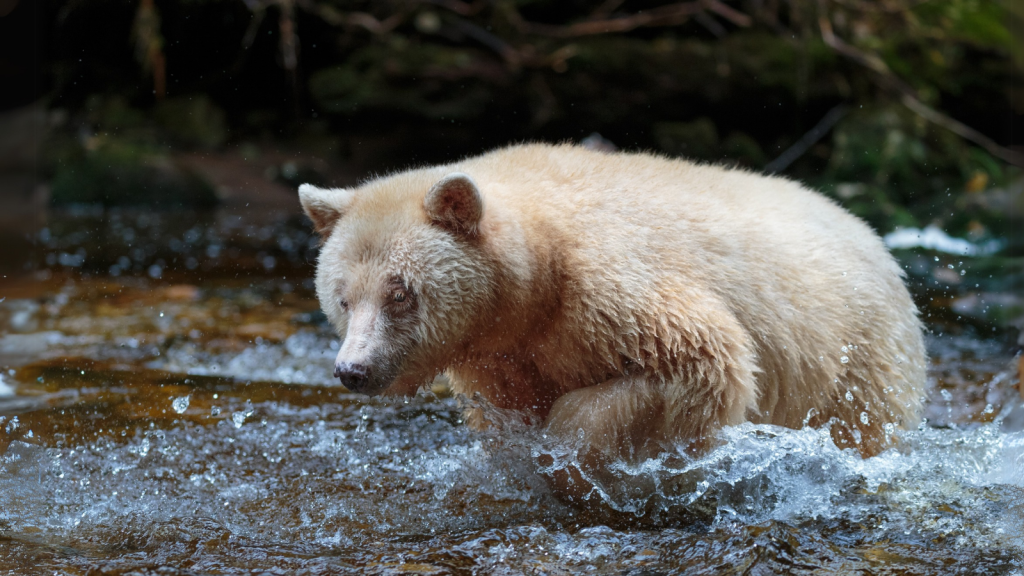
816 0 1023 167
829 0 934 14
449 18 521 66
817 11 889 75
231 3 267 74
695 12 727 37
765 104 849 173
900 95 1024 167
702 0 752 27
349 12 405 34
507 2 704 38
419 0 485 17
588 0 627 20
298 1 406 35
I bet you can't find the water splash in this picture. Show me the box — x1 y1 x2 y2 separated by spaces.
231 400 254 429
884 225 1003 256
2 395 1021 573
1 209 1020 574
171 394 190 414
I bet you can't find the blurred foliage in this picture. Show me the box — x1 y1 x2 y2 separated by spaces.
47 95 219 207
309 38 495 119
33 0 1020 233
50 142 218 207
821 106 1013 235
654 118 767 167
132 0 166 99
153 95 228 149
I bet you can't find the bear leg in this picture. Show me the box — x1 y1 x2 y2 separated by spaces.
540 375 743 506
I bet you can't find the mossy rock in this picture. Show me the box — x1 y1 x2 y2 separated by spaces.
153 95 228 150
50 143 218 208
654 118 720 159
308 39 493 119
654 118 766 168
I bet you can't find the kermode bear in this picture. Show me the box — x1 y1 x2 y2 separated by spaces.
299 143 925 466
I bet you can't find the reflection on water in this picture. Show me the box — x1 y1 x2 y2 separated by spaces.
1 207 1022 575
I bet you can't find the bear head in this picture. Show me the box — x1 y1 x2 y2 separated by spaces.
299 171 497 395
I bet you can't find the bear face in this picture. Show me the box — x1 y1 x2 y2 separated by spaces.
299 172 497 395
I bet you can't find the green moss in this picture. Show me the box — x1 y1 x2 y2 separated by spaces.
50 139 217 208
153 95 228 150
654 118 720 159
308 38 493 119
814 105 1018 235
654 118 765 168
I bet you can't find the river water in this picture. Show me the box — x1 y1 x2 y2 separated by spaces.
0 207 1021 575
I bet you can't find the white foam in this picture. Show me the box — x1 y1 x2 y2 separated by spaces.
884 225 1002 256
0 374 14 397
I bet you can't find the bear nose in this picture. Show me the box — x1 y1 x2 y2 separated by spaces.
334 362 371 393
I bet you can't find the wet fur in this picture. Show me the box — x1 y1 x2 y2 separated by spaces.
301 143 926 467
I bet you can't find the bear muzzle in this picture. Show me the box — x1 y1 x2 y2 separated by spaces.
334 362 373 393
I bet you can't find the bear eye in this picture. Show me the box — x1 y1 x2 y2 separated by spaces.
386 277 413 310
339 299 349 311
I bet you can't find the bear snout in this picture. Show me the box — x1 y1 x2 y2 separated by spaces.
334 362 372 393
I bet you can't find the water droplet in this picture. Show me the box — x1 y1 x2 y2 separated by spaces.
940 389 953 402
860 412 869 425
883 422 895 435
232 401 254 429
983 404 994 414
841 345 849 353
845 390 854 402
210 406 222 417
802 407 819 427
171 395 190 414
840 356 849 364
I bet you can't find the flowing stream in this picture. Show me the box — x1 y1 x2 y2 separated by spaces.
1 207 1021 575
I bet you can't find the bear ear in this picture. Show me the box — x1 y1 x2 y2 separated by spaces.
424 172 483 236
299 183 354 238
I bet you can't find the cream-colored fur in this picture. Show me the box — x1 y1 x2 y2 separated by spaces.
300 143 926 466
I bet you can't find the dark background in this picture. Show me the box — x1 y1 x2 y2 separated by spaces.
0 0 1021 240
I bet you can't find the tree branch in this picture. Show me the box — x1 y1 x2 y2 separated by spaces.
816 0 1023 167
765 104 848 173
702 0 752 27
900 95 1024 166
507 2 704 37
298 1 406 35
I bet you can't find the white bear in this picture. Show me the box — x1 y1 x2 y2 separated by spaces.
299 143 926 472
